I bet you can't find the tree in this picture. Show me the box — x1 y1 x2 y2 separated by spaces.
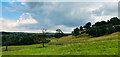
20 35 36 45
55 29 64 38
92 21 107 27
107 20 110 24
72 28 79 37
86 24 116 37
114 25 120 31
41 28 47 47
83 22 91 29
2 35 16 51
109 17 120 25
2 35 9 51
80 26 83 31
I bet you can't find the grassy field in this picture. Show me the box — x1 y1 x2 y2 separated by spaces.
2 32 119 55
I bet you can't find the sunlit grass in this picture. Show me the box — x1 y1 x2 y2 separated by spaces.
2 39 118 55
50 32 119 45
2 44 49 51
2 32 119 55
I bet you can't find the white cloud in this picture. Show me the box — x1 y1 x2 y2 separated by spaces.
21 2 25 5
56 25 65 28
1 13 38 29
17 19 38 24
0 18 3 20
91 15 115 22
1 18 19 27
0 17 52 33
17 13 38 24
92 3 118 16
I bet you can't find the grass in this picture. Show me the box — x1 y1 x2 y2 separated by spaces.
50 32 119 45
2 44 49 51
2 32 119 55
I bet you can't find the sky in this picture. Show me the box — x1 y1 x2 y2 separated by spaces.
0 0 118 33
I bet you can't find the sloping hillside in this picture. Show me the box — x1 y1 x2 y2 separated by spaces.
2 32 119 55
50 32 119 45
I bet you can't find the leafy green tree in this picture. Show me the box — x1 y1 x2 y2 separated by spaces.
80 26 83 31
40 28 51 47
55 29 64 38
106 25 115 34
20 35 36 45
114 25 120 31
92 21 107 27
83 17 120 37
87 24 116 37
2 32 51 46
83 22 91 29
2 35 16 51
109 17 120 25
72 28 79 37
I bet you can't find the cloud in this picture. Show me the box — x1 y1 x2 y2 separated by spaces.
92 2 118 16
2 0 119 2
0 17 51 33
21 2 25 5
21 2 100 27
91 2 118 22
1 12 38 28
91 15 114 22
2 2 118 32
17 19 38 24
17 13 38 24
1 18 19 27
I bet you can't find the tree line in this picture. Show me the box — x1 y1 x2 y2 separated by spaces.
2 28 69 51
2 28 51 51
72 17 120 37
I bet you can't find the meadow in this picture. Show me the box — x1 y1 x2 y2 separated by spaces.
2 32 119 55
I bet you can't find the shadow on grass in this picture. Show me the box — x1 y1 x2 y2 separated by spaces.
3 46 49 52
